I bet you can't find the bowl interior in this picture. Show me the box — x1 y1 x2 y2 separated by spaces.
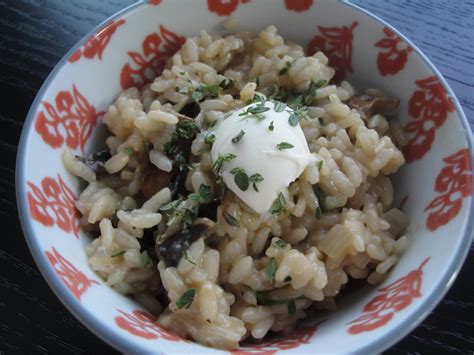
17 0 473 353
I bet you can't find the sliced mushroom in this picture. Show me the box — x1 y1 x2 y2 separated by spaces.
141 164 176 199
75 149 111 176
156 218 215 267
348 94 399 119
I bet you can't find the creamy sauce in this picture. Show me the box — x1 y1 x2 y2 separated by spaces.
211 100 314 214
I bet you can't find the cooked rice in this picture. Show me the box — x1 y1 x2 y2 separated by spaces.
64 26 408 350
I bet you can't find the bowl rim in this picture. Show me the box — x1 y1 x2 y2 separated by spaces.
15 0 474 353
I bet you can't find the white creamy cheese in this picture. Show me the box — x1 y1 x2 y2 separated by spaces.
211 100 314 214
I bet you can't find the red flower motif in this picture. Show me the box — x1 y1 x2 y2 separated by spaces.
425 149 472 231
232 321 324 355
347 257 430 334
34 85 103 152
306 21 359 82
120 25 185 90
403 76 455 163
375 27 412 76
115 309 185 341
45 247 99 300
207 0 251 16
149 0 162 5
27 175 79 238
69 19 126 63
284 0 314 12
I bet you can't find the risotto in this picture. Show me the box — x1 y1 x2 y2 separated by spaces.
63 26 409 350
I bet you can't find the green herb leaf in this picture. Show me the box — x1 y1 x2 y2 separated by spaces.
277 142 294 150
268 121 274 131
201 83 220 96
270 192 287 215
288 112 299 126
139 250 151 268
111 250 126 257
205 133 216 146
274 101 286 112
272 239 288 249
219 78 234 89
184 251 197 265
249 173 264 192
231 130 245 143
255 76 260 87
159 199 181 213
317 160 323 171
239 105 270 119
223 211 239 227
315 79 327 88
288 300 296 316
212 153 236 174
278 61 292 76
315 206 323 220
192 89 205 102
266 257 277 283
314 186 327 212
122 147 133 156
233 170 249 191
176 288 196 309
189 184 213 204
176 120 200 139
164 141 179 155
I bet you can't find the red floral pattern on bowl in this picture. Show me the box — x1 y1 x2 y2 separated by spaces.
120 25 185 90
404 76 455 163
27 175 79 237
347 258 430 334
69 19 126 63
307 21 359 82
34 85 103 152
45 247 99 300
425 149 472 231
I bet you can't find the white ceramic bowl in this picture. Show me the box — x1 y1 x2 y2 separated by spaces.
16 0 474 353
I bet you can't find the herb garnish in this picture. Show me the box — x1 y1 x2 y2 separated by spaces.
270 192 286 215
205 133 216 146
266 257 277 283
183 251 197 265
314 186 327 213
176 120 200 139
255 76 260 87
176 288 196 309
175 86 189 94
277 142 294 150
223 211 239 227
272 239 288 249
317 160 323 171
239 105 270 119
230 167 249 191
278 61 292 76
231 130 245 143
189 184 213 204
219 78 234 89
274 101 286 112
212 153 236 174
268 121 274 131
122 147 133 156
191 83 220 102
249 173 264 192
139 250 151 268
164 141 179 155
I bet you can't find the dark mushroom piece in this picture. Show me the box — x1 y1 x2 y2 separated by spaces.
75 149 111 177
156 218 216 267
348 94 399 119
140 112 198 199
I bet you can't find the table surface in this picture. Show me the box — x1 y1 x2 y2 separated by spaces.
1 0 473 353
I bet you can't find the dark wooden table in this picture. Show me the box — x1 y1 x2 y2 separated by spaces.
1 0 473 353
